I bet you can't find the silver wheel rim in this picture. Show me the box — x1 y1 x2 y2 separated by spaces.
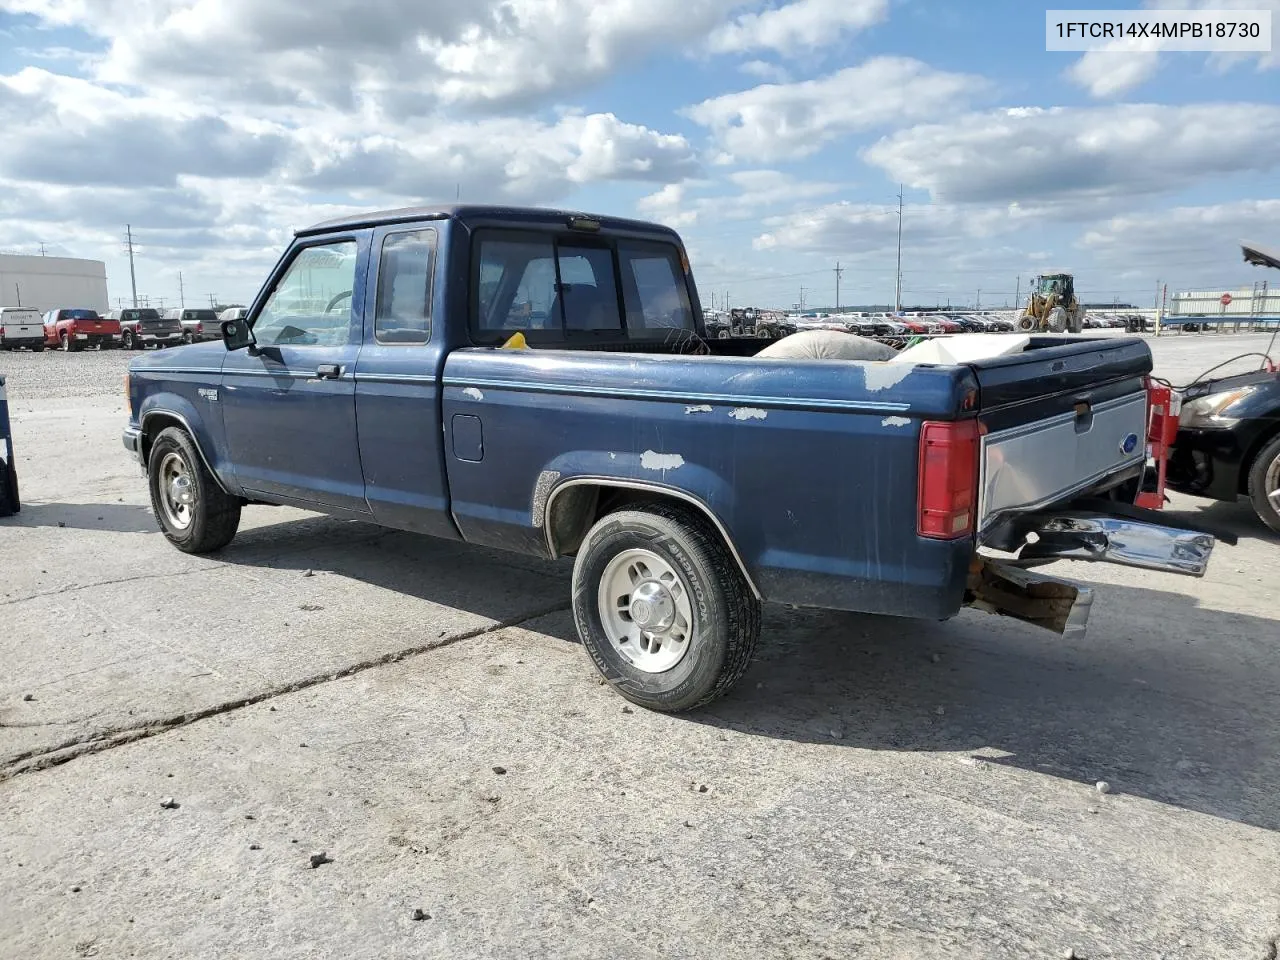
597 548 695 673
158 451 195 530
1266 451 1280 510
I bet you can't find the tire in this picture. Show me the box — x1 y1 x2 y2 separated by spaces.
1068 311 1084 334
1047 307 1068 333
571 503 760 712
183 331 194 344
60 331 80 352
1246 434 1280 534
121 330 136 350
147 426 242 553
1016 315 1035 332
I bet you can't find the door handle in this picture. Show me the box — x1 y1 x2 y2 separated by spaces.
315 363 341 380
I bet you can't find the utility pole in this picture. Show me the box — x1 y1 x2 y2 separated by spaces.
798 284 806 312
834 260 844 312
208 293 217 309
1014 275 1020 311
976 289 981 311
894 184 904 312
15 283 21 306
125 225 138 308
38 242 46 256
178 271 185 309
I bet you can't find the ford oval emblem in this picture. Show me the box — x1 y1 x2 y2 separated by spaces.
1121 432 1140 455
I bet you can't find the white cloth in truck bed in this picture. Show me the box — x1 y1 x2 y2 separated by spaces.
756 330 899 361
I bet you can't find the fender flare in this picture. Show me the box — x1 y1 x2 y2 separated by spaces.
542 475 761 599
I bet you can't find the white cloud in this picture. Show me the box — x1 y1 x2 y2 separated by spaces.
1080 199 1280 268
638 169 841 228
738 60 792 83
1066 0 1279 97
684 56 986 162
708 0 887 55
862 103 1280 204
1067 49 1161 98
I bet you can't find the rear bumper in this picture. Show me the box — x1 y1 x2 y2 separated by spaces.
1016 511 1215 577
139 332 182 344
1 334 43 348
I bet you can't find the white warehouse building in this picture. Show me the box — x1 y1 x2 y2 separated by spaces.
0 254 109 314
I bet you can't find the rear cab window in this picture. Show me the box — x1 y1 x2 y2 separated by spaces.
471 229 695 345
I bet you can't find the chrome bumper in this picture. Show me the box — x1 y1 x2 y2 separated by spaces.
1016 512 1215 577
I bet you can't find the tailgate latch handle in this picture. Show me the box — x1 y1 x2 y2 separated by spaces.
1073 400 1093 434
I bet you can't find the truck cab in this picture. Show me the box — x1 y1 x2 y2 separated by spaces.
122 205 1222 712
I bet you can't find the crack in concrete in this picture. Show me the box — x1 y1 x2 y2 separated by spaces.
0 600 570 783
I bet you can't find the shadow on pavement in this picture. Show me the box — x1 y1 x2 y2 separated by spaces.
1167 497 1280 545
2 501 158 534
692 591 1280 833
215 513 1279 833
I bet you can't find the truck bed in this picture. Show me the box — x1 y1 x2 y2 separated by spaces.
439 335 1152 619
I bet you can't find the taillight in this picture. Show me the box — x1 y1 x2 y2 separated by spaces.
917 419 980 539
195 322 203 334
66 320 77 334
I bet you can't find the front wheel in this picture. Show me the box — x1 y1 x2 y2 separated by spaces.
571 503 760 712
1247 434 1280 534
147 427 242 553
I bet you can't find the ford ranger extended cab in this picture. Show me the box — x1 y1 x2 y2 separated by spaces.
123 205 1220 711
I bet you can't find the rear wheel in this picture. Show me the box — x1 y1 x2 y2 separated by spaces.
1016 315 1036 332
1247 434 1280 534
147 427 242 552
571 503 760 712
121 329 136 350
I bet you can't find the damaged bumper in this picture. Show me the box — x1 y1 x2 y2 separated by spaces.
966 504 1224 637
1015 512 1215 577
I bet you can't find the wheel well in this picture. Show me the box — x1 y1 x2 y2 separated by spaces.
543 480 761 598
1239 421 1280 494
139 413 186 466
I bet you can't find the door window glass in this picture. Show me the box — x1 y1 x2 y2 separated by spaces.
253 241 359 347
374 229 435 344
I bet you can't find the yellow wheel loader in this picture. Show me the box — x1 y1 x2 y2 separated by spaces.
1018 273 1084 334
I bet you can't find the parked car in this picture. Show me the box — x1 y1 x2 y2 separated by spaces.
164 308 221 344
219 307 248 325
43 308 120 351
1167 368 1280 532
0 307 46 351
106 308 184 350
123 204 1221 712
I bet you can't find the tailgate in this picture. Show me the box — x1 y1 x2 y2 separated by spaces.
971 337 1151 531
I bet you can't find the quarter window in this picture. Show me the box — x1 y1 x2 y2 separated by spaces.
374 229 435 344
253 241 359 347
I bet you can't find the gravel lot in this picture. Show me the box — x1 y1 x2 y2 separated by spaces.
2 334 1278 959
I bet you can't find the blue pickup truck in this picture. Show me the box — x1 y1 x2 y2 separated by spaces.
123 205 1219 711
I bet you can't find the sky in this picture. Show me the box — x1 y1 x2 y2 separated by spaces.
0 0 1276 311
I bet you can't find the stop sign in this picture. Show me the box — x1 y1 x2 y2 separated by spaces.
1220 292 1233 307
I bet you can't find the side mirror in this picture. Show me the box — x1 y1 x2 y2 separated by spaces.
221 319 253 351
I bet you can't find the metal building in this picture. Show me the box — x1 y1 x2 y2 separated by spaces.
0 254 109 313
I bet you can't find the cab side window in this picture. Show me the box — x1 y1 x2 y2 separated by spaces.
253 241 359 347
374 229 435 344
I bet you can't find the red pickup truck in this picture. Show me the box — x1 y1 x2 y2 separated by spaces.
43 308 120 351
